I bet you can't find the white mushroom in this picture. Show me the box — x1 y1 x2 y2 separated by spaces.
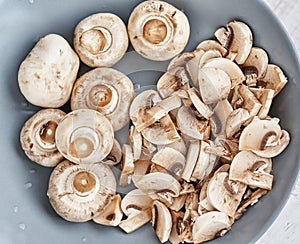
128 125 143 161
199 49 223 68
192 211 232 243
73 13 128 67
181 141 200 182
93 194 123 226
47 160 116 222
185 49 205 86
20 109 65 167
196 40 228 56
229 151 273 190
71 67 135 131
132 160 152 184
18 34 79 108
128 0 190 61
169 210 185 244
55 109 114 164
119 144 135 187
249 88 275 119
102 139 122 166
236 85 262 116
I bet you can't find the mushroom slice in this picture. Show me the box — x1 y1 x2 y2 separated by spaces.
192 211 232 243
185 49 205 86
229 151 273 190
157 137 187 156
93 194 123 226
140 137 157 160
151 147 186 176
55 109 114 164
71 67 135 131
18 34 80 108
199 49 223 68
121 189 153 217
128 125 143 161
132 160 152 184
198 67 231 104
102 139 122 166
157 66 190 99
47 160 116 222
237 85 262 116
196 40 228 56
20 109 65 167
119 207 152 234
257 64 288 96
249 88 274 119
181 141 200 182
176 106 209 140
74 13 128 67
152 200 172 243
134 172 181 198
167 52 195 71
215 21 253 64
203 58 245 87
169 211 185 244
207 171 247 217
169 195 187 212
128 0 190 61
119 144 134 187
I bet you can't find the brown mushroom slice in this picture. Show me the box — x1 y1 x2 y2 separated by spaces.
169 195 187 212
20 109 65 167
121 189 153 217
181 141 200 182
198 67 231 104
74 13 128 67
93 194 123 226
207 171 247 217
199 49 223 68
18 34 80 108
119 207 152 234
157 66 190 99
167 52 195 71
176 106 209 140
151 147 186 176
47 160 116 222
237 85 262 116
128 0 190 61
185 49 205 86
229 151 273 190
71 67 135 131
192 211 232 243
215 21 253 64
257 64 288 96
196 40 228 56
55 109 114 164
249 88 274 119
119 144 135 187
203 57 245 87
169 211 185 244
152 200 173 243
102 139 122 166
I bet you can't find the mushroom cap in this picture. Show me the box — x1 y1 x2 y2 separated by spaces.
47 160 116 222
73 13 128 67
55 109 114 164
128 0 190 61
71 67 135 131
18 34 79 108
20 109 66 167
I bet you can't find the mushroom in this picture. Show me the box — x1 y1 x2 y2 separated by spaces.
229 151 273 190
73 13 128 67
249 88 274 119
132 160 152 184
93 194 123 226
128 125 143 161
20 109 65 167
181 141 200 182
152 200 173 243
18 34 80 108
71 67 135 131
119 144 135 187
169 210 185 244
55 109 114 164
102 139 122 166
199 49 223 68
157 137 187 156
257 64 288 96
185 49 205 86
192 211 232 243
169 195 187 212
47 160 116 222
196 40 228 56
198 67 231 104
236 85 262 116
214 21 253 64
128 0 190 61
140 137 157 160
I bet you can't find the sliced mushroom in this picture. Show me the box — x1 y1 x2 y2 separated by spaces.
55 109 114 164
93 194 123 226
152 200 172 243
18 34 79 108
47 160 116 222
102 139 122 166
196 39 227 55
185 49 205 86
169 210 185 244
236 85 262 116
140 137 157 160
192 211 232 243
249 88 274 119
229 151 273 190
257 64 288 96
128 0 190 61
181 141 200 182
71 67 135 131
169 195 187 212
157 137 187 156
167 52 195 71
199 49 223 68
20 109 65 167
119 144 135 187
198 67 231 104
132 160 152 184
74 13 128 67
128 125 143 161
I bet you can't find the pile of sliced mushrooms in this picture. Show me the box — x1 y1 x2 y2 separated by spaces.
18 0 290 243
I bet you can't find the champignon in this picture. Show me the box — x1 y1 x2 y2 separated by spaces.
102 139 122 166
119 144 135 187
55 109 114 164
181 141 200 182
236 85 262 116
132 160 152 184
73 13 128 67
128 125 143 161
18 34 80 108
185 49 205 86
127 0 190 61
71 67 135 131
199 49 223 68
20 109 65 167
157 138 187 156
167 52 195 71
249 88 275 119
196 39 228 56
47 160 116 222
169 210 185 244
